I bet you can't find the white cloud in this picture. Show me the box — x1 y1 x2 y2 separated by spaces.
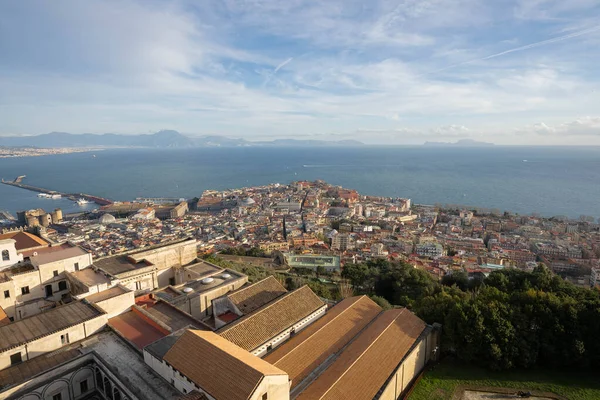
517 117 600 136
0 0 599 144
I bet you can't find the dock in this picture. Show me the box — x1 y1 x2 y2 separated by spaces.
1 176 114 206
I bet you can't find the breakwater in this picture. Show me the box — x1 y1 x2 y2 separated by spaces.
1 177 114 206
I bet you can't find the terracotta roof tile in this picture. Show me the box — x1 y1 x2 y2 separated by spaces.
164 330 287 400
217 285 325 352
297 308 426 400
0 232 48 251
227 276 287 315
264 296 382 388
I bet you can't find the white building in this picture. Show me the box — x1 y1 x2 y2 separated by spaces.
332 233 353 251
0 239 23 271
0 244 93 321
415 242 445 259
144 329 290 400
591 268 600 288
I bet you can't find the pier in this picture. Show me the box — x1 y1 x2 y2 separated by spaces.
1 176 114 206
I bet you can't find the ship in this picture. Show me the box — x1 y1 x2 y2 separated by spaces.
38 193 50 198
50 194 61 199
77 198 93 205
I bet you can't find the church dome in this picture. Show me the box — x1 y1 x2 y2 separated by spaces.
99 213 116 224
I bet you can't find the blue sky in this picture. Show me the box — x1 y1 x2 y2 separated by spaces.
0 0 599 144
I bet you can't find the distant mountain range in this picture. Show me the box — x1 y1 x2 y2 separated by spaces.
423 139 495 147
0 130 364 148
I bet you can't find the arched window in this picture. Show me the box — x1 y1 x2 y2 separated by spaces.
104 378 113 399
1 250 9 261
95 369 104 391
114 388 122 400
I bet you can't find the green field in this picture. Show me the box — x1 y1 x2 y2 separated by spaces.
408 358 600 400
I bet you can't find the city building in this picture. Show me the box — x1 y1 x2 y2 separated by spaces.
0 244 93 321
415 242 444 258
217 285 327 357
212 276 287 329
331 233 353 251
0 239 23 270
144 329 290 400
0 301 107 370
279 253 341 272
154 261 247 321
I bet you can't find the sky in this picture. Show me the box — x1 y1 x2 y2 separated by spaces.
0 0 599 145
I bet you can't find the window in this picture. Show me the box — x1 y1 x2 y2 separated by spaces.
80 380 89 393
9 317 14 322
10 352 22 365
53 270 59 277
52 394 62 400
169 277 176 286
58 281 67 291
182 389 187 394
3 290 9 299
21 286 30 295
61 333 69 345
266 344 273 352
1 250 9 261
262 394 268 400
74 262 79 271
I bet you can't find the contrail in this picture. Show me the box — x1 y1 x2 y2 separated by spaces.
427 24 600 75
274 57 293 73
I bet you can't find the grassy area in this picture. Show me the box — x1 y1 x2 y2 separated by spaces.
409 358 600 400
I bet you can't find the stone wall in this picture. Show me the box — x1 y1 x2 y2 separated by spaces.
128 240 197 271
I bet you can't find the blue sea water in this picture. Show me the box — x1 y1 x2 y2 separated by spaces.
0 146 599 218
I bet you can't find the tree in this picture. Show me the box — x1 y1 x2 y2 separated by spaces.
337 279 354 299
316 265 326 279
441 270 469 291
370 295 393 310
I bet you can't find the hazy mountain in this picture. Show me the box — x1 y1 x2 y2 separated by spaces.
255 139 364 147
0 130 194 148
423 139 495 147
0 131 364 148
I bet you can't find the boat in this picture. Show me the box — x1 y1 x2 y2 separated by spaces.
77 198 92 205
50 194 61 199
38 193 50 198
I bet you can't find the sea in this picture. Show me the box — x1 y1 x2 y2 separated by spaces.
0 146 599 219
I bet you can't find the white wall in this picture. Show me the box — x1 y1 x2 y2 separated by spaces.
0 313 108 370
93 289 134 318
144 351 216 399
0 239 23 270
253 305 327 357
251 374 290 400
34 252 93 283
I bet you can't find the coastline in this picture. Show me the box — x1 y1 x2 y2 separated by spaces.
0 147 104 158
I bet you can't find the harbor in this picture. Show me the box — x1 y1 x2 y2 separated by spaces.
1 175 114 206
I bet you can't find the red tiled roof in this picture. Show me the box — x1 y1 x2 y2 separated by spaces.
0 232 48 251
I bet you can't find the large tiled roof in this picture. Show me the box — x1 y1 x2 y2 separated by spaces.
264 296 382 388
218 285 325 351
297 308 427 400
163 330 287 400
227 276 287 315
0 301 103 352
0 232 48 251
